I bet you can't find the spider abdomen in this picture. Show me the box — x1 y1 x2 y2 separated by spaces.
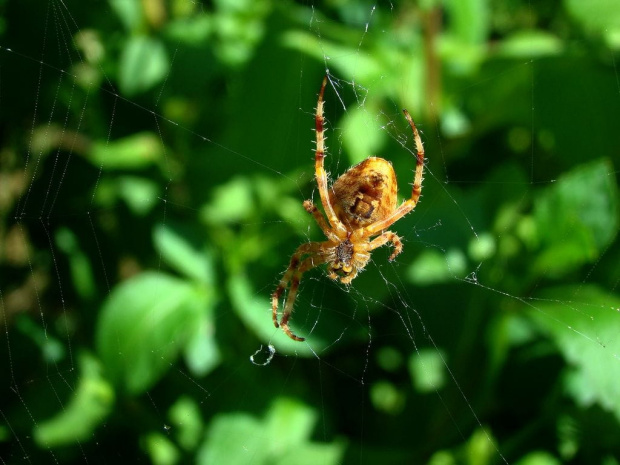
329 157 398 229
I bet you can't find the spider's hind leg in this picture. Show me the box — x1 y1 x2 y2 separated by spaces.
368 230 403 261
358 110 425 237
271 242 329 341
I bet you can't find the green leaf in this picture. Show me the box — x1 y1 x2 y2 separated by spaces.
444 0 489 46
210 0 269 67
264 398 317 454
196 399 344 465
281 31 382 83
466 428 497 465
407 248 467 285
408 348 447 394
183 311 221 377
34 353 114 447
90 132 165 169
15 316 65 363
428 450 457 465
341 103 386 165
109 0 143 32
468 233 496 261
118 36 169 96
370 381 406 414
564 0 620 35
497 31 563 58
445 0 490 44
197 413 266 465
153 224 214 285
117 176 160 215
165 15 212 44
527 285 620 422
275 442 346 465
168 397 203 451
267 398 344 465
515 451 562 465
94 176 160 214
55 227 96 300
533 159 618 277
441 0 488 73
201 176 254 224
556 415 579 461
143 432 179 465
96 272 208 394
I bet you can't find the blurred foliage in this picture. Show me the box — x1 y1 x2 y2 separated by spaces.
1 0 619 463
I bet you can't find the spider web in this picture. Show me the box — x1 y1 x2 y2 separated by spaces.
1 0 620 463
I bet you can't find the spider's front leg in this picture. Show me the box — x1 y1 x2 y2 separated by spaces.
272 242 328 341
314 76 347 236
367 231 403 261
303 200 340 242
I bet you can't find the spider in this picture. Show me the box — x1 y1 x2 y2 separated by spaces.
272 76 425 341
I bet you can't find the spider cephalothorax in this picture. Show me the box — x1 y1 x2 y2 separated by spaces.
330 239 354 277
272 76 426 341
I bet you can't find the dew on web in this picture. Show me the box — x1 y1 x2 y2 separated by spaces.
250 344 276 367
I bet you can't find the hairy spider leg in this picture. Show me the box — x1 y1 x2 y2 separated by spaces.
356 109 425 238
271 241 331 341
303 200 340 242
367 230 403 261
315 76 348 237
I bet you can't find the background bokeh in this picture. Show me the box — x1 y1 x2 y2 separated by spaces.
1 0 619 463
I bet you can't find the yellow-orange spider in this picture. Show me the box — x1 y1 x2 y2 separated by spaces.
272 76 425 341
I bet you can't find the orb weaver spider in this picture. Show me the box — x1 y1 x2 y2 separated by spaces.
272 76 425 341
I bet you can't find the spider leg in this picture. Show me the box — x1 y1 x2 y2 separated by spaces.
303 200 340 242
367 230 403 261
315 76 347 237
279 255 331 341
272 242 320 329
356 109 425 238
272 242 330 341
